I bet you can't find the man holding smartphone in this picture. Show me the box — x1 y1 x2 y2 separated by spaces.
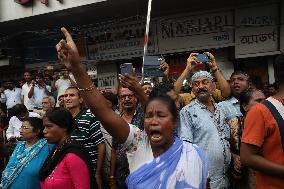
21 71 35 111
175 52 231 105
28 73 52 110
179 70 231 189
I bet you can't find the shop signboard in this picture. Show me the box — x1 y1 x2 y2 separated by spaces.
235 3 280 58
97 63 118 91
156 10 234 54
97 73 118 90
86 19 157 61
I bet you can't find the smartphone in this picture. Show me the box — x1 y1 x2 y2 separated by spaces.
197 53 210 62
120 63 133 75
143 56 164 77
158 55 164 62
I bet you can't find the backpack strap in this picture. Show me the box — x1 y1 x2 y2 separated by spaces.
262 97 284 154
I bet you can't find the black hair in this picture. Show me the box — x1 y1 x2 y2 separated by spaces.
36 73 44 79
12 104 28 117
65 86 81 97
149 82 175 99
102 91 118 108
6 80 15 84
230 70 251 82
146 95 179 123
44 108 77 133
239 88 263 115
22 117 44 138
141 82 152 87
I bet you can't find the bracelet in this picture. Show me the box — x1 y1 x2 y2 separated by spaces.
109 176 115 186
212 67 219 73
78 84 96 92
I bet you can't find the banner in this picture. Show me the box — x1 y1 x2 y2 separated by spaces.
156 11 234 53
235 3 280 58
86 19 157 61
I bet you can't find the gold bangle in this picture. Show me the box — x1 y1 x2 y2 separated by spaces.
78 84 96 92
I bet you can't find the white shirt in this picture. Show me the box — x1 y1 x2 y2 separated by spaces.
21 82 35 110
4 88 22 109
33 85 51 108
123 123 207 187
123 124 154 172
55 78 71 106
55 78 71 97
6 112 40 139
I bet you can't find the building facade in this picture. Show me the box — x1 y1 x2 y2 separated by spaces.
0 0 283 90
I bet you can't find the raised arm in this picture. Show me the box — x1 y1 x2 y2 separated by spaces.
174 53 197 93
204 52 231 98
160 59 170 82
119 74 148 108
28 80 36 98
56 27 129 143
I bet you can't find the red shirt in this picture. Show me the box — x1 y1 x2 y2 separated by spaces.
242 97 284 189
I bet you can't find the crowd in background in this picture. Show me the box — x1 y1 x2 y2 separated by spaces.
0 27 283 189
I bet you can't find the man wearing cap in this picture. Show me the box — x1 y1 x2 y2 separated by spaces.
179 71 231 189
174 52 231 106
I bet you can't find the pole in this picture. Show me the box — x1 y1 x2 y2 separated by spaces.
141 0 153 83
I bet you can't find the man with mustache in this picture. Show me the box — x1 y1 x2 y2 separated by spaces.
119 88 139 124
175 52 231 106
110 86 145 189
179 71 231 189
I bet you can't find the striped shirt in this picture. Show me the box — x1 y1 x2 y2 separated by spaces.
71 109 105 169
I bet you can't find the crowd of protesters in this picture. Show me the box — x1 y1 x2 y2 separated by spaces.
0 27 283 189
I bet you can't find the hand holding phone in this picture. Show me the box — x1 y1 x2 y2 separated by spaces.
187 53 207 72
120 63 133 75
196 53 210 63
144 56 164 77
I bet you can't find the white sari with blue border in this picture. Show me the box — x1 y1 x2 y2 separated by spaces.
126 137 208 189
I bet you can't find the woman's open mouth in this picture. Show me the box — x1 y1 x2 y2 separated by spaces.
149 130 162 143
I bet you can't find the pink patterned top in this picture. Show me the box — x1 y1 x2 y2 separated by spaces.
40 153 90 189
